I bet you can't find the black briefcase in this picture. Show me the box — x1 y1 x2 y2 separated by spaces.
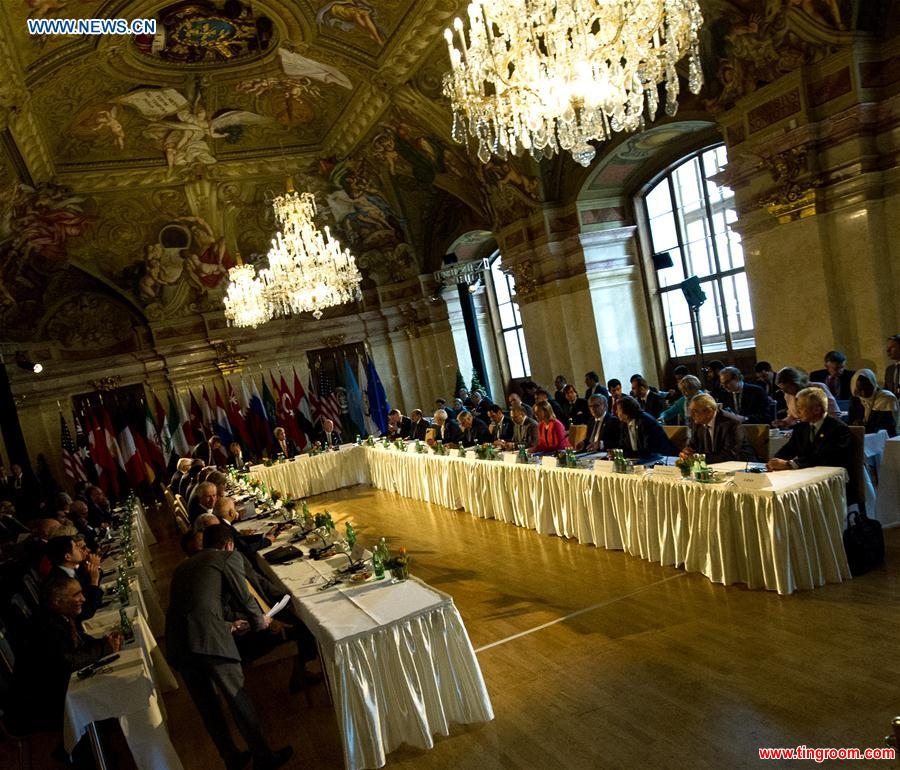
263 545 303 564
843 509 884 576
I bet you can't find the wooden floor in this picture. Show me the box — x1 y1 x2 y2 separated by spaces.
9 486 900 769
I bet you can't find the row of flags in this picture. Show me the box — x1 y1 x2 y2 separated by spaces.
58 357 391 498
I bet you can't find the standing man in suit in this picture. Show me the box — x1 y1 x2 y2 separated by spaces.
767 388 855 502
192 435 228 467
884 334 900 398
718 366 772 424
386 409 413 439
166 526 292 770
272 427 299 459
810 350 854 401
578 394 621 452
680 394 755 463
409 409 429 441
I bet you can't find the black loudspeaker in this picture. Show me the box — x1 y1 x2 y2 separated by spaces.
651 251 673 270
680 276 707 310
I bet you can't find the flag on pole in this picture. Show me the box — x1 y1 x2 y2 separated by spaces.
292 369 314 441
118 425 147 487
357 357 381 436
188 390 206 443
168 392 191 458
307 373 322 426
60 412 87 483
213 385 234 446
261 376 278 431
143 399 166 472
200 386 216 437
246 377 272 454
342 358 366 438
226 381 252 450
366 357 390 435
279 373 306 448
317 366 343 431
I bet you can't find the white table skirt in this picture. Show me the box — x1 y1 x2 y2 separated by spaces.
249 540 493 770
249 449 851 595
64 643 183 770
250 446 368 499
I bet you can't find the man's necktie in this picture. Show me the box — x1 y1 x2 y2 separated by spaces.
698 424 709 453
591 419 602 445
735 392 742 414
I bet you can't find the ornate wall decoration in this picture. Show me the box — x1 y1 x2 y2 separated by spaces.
700 0 853 114
133 0 274 64
757 146 823 223
316 0 387 47
504 260 538 303
90 375 122 391
393 305 429 338
214 341 247 374
44 291 134 350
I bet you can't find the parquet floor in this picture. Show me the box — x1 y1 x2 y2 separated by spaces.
8 485 900 769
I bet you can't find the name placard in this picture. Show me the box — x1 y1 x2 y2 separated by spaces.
733 471 773 490
593 460 615 474
501 452 518 464
464 450 477 460
541 455 559 468
654 464 682 477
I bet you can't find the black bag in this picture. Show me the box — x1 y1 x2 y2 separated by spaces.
843 509 884 576
263 545 303 564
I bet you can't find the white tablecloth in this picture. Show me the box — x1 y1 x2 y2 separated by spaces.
64 621 182 770
249 447 368 498
251 542 493 770
876 436 900 527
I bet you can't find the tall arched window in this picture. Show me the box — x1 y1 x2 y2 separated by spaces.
640 144 754 358
489 254 530 379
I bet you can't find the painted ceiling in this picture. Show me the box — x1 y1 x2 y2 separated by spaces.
0 0 885 352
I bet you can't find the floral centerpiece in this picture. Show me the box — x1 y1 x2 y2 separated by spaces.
384 546 410 581
675 456 693 478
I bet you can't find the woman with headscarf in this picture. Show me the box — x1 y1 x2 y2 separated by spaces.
848 368 899 436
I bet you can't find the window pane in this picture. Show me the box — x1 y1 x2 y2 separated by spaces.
516 329 531 376
641 143 754 358
505 330 526 378
491 254 531 379
498 301 516 329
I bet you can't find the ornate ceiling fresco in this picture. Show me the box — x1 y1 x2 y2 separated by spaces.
0 0 888 353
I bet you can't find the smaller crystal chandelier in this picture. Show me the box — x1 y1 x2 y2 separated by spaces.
223 256 269 328
222 182 363 327
443 0 704 167
261 184 362 321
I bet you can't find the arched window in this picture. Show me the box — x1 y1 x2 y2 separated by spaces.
489 253 530 379
639 144 754 358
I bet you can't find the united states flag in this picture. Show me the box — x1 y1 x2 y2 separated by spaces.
317 369 343 432
60 412 87 482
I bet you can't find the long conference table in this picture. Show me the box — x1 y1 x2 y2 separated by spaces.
250 445 852 596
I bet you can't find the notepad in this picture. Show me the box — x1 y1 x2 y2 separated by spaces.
266 594 291 618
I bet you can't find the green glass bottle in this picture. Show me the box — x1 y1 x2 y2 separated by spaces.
119 607 134 644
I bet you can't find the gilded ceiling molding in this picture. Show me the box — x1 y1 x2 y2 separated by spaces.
322 80 390 159
378 0 458 86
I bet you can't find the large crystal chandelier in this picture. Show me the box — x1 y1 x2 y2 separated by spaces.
442 0 704 167
223 258 269 328
222 183 363 327
261 187 362 321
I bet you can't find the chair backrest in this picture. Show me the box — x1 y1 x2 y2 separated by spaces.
743 424 770 461
568 424 587 449
0 620 15 676
663 425 688 451
20 574 40 608
9 594 31 624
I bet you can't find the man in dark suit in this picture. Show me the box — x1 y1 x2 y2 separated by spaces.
428 409 462 445
534 387 566 422
718 366 773 424
192 435 228 467
14 575 121 732
500 405 538 450
632 377 667 418
682 394 755 463
579 394 621 452
583 371 610 400
616 395 678 462
454 410 490 447
409 409 430 441
810 350 855 401
486 403 513 444
272 427 299 459
45 535 103 620
559 385 591 426
188 480 218 523
318 418 342 448
767 387 855 500
166 525 291 770
386 409 413 439
883 334 900 398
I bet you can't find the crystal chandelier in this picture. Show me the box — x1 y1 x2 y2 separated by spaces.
223 258 269 328
222 183 363 327
442 0 704 167
261 186 362 321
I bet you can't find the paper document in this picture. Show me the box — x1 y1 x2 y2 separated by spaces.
266 594 291 618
